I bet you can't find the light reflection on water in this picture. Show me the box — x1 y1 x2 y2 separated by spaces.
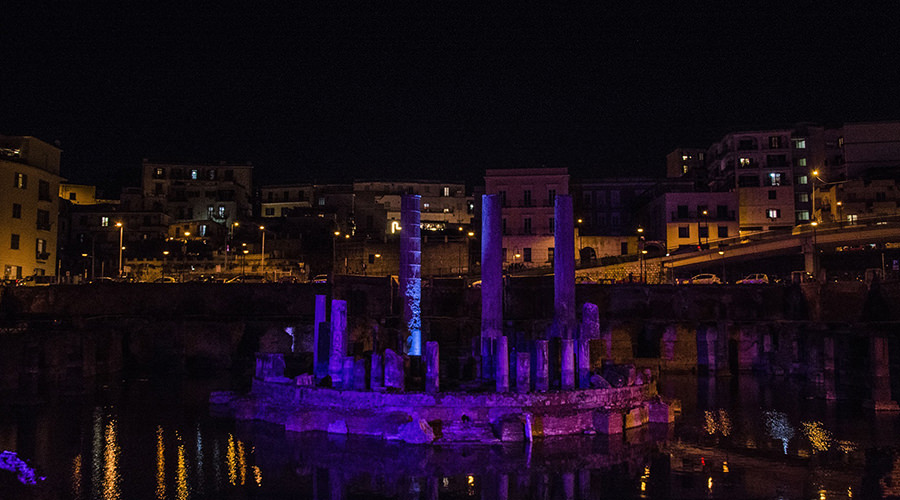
1 374 900 498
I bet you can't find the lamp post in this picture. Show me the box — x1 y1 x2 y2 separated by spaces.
116 222 124 277
241 249 249 275
332 231 340 277
181 231 191 283
637 226 645 283
718 250 726 283
162 250 169 279
227 221 239 271
702 209 709 249
811 221 818 279
259 225 266 273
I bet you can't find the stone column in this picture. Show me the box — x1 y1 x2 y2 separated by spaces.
400 194 422 356
353 358 367 391
496 336 509 392
370 353 384 390
561 338 575 390
425 341 439 394
554 194 576 338
577 338 591 388
581 302 599 338
341 356 354 390
314 294 328 380
534 340 549 392
384 348 405 391
481 194 503 379
516 352 530 393
867 335 899 410
328 299 348 385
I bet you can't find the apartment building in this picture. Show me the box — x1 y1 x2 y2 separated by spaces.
484 167 569 268
0 135 63 280
353 180 471 236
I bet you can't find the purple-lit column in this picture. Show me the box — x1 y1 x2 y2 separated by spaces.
481 194 503 379
561 338 575 390
579 303 599 388
328 299 347 385
313 294 327 380
426 341 439 394
534 340 549 392
516 352 530 393
495 336 509 393
400 195 422 356
554 195 575 338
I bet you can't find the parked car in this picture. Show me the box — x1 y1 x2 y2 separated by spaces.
153 276 178 283
225 275 267 283
311 275 329 284
736 273 769 284
683 273 721 285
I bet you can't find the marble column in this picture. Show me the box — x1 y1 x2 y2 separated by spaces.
426 341 439 394
554 194 576 338
328 299 348 385
577 338 591 388
496 336 509 393
314 294 328 380
561 338 575 390
400 194 422 356
534 340 549 392
481 194 503 379
516 352 531 393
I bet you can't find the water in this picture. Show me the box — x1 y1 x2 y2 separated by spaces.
3 373 900 499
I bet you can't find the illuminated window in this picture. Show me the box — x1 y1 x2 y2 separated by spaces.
768 136 783 148
798 193 809 203
191 169 198 180
318 197 326 206
218 206 226 217
797 175 809 185
768 173 782 186
423 203 430 209
847 214 857 224
208 205 215 217
443 186 450 197
682 154 689 161
208 170 216 180
199 225 208 236
739 158 752 168
155 167 165 177
767 209 781 219
796 158 807 167
796 210 810 221
792 138 806 149
101 216 109 227
14 172 27 189
36 238 47 255
683 164 689 174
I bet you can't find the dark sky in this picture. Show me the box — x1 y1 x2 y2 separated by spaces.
3 6 899 196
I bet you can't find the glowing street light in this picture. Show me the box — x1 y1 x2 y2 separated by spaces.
116 222 124 277
259 225 266 270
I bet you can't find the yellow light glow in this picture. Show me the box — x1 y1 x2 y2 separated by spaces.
467 475 475 486
259 225 265 230
723 461 729 473
577 218 583 224
163 251 169 255
156 426 166 500
227 434 237 485
718 250 725 255
176 440 188 500
813 169 819 176
103 419 121 500
467 231 475 237
637 227 644 233
819 489 826 500
641 250 648 254
802 421 832 452
345 234 350 239
115 222 122 227
374 253 381 258
253 465 262 487
708 477 713 491
72 454 83 499
238 439 246 485
184 232 190 237
82 253 88 257
458 226 463 231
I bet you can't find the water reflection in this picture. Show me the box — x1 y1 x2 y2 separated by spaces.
2 373 900 498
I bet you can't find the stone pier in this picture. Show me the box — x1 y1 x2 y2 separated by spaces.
577 338 591 388
866 335 899 410
481 194 503 380
400 194 423 356
697 324 717 375
329 299 348 385
553 194 576 338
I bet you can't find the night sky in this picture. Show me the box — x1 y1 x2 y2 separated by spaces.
3 6 899 196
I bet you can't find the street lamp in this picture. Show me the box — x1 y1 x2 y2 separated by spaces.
115 222 124 277
259 225 266 272
181 231 191 282
242 249 249 275
701 209 709 249
227 221 239 270
718 250 725 283
637 226 645 283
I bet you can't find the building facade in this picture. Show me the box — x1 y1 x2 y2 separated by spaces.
0 136 63 280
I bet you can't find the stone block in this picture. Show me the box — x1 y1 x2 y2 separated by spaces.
648 400 675 423
493 414 526 441
327 419 349 435
624 406 648 429
353 358 367 391
590 374 611 389
341 356 355 390
255 353 285 379
593 411 623 434
387 419 435 444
